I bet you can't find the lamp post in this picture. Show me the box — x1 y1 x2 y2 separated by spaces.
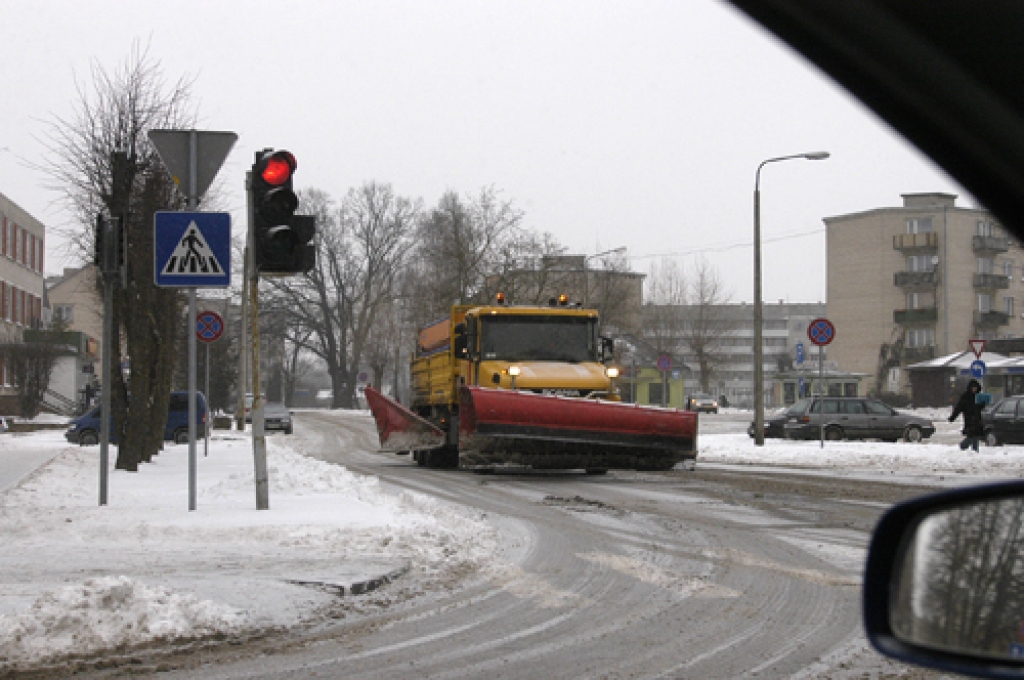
583 246 627 307
754 151 829 446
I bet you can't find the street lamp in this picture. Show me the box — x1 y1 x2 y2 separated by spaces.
753 151 829 446
583 246 627 307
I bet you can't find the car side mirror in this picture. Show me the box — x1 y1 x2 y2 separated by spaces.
864 480 1024 677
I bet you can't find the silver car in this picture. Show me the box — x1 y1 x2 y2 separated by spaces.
263 402 293 435
782 396 934 442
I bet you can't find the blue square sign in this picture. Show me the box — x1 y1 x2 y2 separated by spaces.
154 212 231 287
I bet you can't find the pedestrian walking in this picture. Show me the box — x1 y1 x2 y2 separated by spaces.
949 379 985 452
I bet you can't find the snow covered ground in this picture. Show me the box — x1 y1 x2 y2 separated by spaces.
0 406 1020 672
0 419 497 672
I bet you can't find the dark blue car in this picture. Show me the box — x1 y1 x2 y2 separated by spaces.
65 391 208 446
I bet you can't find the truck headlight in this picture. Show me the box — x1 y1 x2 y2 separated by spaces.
507 365 521 377
606 367 620 379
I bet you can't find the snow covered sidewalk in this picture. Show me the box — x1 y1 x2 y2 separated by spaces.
0 429 496 672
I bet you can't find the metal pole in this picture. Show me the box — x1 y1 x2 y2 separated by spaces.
246 166 269 510
754 180 764 445
753 152 829 446
187 130 198 511
237 245 249 431
99 264 112 506
819 344 825 448
204 342 210 457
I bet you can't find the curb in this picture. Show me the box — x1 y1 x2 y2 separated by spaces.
286 561 411 596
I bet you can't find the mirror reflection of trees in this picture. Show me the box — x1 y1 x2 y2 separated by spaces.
895 498 1024 658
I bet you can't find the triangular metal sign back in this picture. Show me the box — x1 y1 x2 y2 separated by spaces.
148 129 238 201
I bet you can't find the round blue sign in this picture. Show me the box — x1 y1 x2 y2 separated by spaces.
970 360 987 379
196 310 225 344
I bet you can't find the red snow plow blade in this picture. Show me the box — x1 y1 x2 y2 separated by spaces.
364 387 445 453
458 386 697 471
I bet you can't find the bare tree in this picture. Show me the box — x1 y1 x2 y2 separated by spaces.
413 186 523 319
266 182 419 408
3 338 60 419
643 258 689 359
680 258 736 393
39 44 197 471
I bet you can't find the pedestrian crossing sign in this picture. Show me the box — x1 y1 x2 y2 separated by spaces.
154 212 231 287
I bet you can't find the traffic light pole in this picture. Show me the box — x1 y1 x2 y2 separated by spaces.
247 169 270 510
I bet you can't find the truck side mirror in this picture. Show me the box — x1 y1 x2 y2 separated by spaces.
453 323 468 358
600 337 614 363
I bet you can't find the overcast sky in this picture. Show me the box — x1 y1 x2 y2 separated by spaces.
1 0 964 303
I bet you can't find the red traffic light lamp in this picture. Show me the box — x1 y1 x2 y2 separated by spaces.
251 149 315 275
259 151 295 186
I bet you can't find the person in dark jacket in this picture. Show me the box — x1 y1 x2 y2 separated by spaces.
949 379 985 452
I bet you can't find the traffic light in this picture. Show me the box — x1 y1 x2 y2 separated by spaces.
251 149 316 274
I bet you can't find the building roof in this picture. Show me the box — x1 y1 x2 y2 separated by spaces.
907 350 1008 369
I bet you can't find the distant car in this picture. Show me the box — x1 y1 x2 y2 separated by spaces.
981 395 1024 446
66 391 208 446
687 393 719 414
240 393 255 423
748 398 812 438
782 396 934 443
263 402 293 435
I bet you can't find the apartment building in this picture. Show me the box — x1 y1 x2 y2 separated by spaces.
0 191 47 412
825 192 1019 395
636 301 826 407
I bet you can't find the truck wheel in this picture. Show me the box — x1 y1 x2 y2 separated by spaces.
80 430 99 446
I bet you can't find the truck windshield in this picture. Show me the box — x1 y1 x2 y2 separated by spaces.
480 315 595 362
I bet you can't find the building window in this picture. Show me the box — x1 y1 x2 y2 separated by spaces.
978 220 994 237
907 255 935 272
978 258 994 274
907 217 934 234
907 292 921 309
53 304 74 323
1005 297 1015 316
979 293 993 313
907 329 935 347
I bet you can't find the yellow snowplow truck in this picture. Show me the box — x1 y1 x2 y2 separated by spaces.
365 297 697 471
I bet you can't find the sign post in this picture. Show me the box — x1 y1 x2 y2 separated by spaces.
657 355 672 407
149 129 236 511
808 318 836 449
196 310 225 458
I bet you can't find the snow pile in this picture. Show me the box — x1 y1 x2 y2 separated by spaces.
0 576 248 665
0 429 496 671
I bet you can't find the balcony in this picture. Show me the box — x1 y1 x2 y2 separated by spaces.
893 232 939 253
973 235 1010 253
973 273 1011 289
894 271 939 288
975 310 1011 328
894 307 938 325
903 346 937 364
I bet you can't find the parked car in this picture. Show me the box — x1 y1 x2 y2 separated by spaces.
65 391 208 446
263 402 293 435
981 395 1024 446
686 393 719 414
782 396 934 443
748 398 812 438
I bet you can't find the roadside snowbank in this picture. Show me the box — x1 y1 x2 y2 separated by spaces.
0 430 496 671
